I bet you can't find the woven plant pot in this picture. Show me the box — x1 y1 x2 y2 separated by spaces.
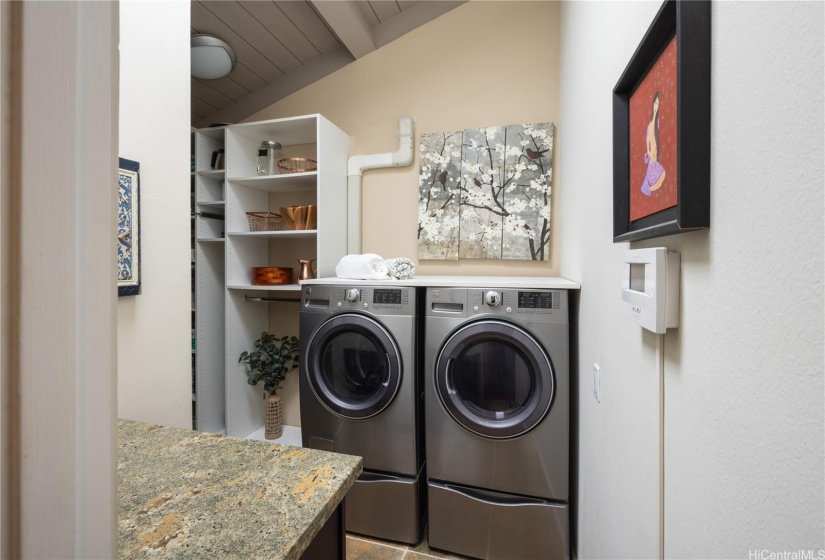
264 394 283 440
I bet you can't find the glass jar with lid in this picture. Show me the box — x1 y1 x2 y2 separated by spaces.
256 141 283 175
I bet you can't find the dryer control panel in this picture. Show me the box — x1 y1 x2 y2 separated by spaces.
428 288 568 322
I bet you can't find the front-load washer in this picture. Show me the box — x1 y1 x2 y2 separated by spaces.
425 287 571 560
299 284 424 544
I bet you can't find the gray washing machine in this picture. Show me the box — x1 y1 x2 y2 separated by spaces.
299 284 424 544
425 287 571 560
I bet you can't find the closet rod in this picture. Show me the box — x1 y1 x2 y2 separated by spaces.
244 296 301 304
192 211 225 220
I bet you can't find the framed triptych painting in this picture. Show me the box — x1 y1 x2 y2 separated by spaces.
418 123 554 261
613 0 711 242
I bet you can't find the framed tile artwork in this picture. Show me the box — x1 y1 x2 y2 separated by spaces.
118 157 141 296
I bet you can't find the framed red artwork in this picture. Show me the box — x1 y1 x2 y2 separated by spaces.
629 35 678 222
613 0 710 243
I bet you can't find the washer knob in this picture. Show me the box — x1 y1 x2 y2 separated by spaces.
484 291 502 306
345 288 360 302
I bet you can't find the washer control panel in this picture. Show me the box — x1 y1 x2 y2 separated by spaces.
300 285 416 316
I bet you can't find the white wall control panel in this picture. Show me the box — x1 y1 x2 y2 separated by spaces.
622 248 680 334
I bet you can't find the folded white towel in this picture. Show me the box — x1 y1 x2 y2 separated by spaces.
335 254 390 280
385 258 416 280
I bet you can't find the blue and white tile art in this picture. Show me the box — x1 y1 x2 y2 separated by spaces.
118 158 140 296
417 123 554 261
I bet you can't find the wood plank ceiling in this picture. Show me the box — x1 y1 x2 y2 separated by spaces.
190 0 464 128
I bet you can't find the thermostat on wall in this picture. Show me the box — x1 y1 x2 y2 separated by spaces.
622 248 680 334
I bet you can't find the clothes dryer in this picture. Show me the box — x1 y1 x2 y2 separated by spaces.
425 287 571 560
300 284 424 544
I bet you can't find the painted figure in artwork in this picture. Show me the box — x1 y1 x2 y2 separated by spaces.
640 91 666 196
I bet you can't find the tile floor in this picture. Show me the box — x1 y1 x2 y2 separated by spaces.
346 528 473 560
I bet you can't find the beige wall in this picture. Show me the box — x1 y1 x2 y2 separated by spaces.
662 2 824 555
558 4 664 557
247 0 561 276
559 1 824 558
247 1 561 427
118 0 192 429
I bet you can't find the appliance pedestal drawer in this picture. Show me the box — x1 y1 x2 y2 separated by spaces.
346 466 425 545
427 480 569 560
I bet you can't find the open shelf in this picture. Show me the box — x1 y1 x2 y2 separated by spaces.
193 127 227 435
197 125 227 140
228 230 317 239
224 114 348 438
227 284 302 291
228 172 316 193
245 425 302 447
228 114 318 145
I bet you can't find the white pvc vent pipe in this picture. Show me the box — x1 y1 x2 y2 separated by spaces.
347 116 415 253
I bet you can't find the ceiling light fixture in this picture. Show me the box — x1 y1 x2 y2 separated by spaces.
191 34 237 80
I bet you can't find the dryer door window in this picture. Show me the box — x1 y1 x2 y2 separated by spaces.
435 320 554 439
307 313 402 419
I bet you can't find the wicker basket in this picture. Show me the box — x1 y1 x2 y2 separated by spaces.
264 394 283 440
246 211 283 232
277 157 318 174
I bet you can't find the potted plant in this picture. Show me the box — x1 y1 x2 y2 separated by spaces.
238 332 300 440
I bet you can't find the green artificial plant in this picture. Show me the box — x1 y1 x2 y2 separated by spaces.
238 332 300 396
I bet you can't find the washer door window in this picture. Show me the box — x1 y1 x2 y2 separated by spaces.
307 313 402 419
435 320 554 439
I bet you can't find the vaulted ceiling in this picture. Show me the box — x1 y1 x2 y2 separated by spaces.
191 1 464 128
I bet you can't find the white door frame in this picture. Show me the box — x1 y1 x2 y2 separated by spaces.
1 1 119 558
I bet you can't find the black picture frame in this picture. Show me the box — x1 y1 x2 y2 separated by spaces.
117 157 141 297
613 0 710 243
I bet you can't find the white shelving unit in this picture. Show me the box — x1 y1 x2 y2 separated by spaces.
224 114 349 438
192 126 227 433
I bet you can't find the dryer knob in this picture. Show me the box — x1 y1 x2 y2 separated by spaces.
345 288 360 302
484 291 502 307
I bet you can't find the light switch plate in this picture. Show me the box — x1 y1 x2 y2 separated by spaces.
593 363 600 403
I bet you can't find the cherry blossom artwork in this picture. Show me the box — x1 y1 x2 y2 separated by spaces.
417 131 462 259
417 123 553 261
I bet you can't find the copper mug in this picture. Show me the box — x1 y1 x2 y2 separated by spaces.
297 259 317 283
280 205 317 230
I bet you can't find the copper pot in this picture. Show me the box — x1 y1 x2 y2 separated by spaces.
251 267 292 286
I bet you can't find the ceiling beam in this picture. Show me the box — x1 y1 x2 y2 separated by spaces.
372 1 466 49
309 1 376 60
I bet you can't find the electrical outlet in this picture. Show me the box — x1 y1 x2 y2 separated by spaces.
593 363 600 403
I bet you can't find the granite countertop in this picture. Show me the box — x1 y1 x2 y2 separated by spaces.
118 420 362 559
